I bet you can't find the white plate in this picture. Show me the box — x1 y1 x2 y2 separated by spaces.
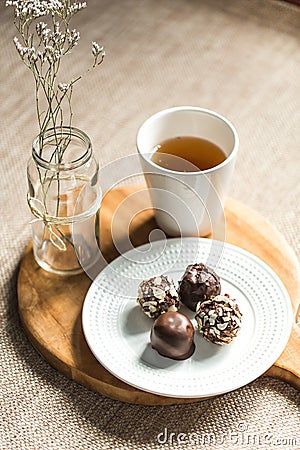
82 238 293 398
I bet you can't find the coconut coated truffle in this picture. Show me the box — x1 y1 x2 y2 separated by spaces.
137 275 180 319
195 294 242 345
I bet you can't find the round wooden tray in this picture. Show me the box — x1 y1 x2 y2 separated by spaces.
18 186 300 405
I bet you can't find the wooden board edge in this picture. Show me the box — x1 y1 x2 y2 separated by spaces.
19 308 209 406
264 366 300 391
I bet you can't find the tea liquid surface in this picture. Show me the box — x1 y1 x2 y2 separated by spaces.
151 136 226 172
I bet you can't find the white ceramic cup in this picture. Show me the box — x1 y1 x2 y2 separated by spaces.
136 106 239 237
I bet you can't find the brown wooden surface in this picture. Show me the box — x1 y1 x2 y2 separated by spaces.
18 186 300 405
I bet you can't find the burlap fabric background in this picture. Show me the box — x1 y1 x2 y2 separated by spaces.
1 0 299 449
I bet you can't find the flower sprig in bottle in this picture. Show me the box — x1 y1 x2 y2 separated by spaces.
6 1 105 273
6 0 105 159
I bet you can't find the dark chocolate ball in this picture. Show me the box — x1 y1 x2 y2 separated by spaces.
150 311 195 360
179 263 221 311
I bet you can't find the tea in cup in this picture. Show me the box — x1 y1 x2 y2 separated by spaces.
136 106 238 236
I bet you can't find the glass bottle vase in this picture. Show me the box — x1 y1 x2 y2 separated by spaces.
27 127 101 275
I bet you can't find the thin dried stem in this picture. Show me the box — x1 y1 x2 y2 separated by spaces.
6 0 105 248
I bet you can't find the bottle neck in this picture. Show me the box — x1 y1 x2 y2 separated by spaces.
32 126 92 171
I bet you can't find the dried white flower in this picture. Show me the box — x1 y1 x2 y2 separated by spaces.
45 44 54 53
37 50 46 63
13 36 26 56
92 41 105 66
7 0 105 160
13 37 38 63
67 1 87 15
36 21 47 36
92 41 103 56
54 21 60 34
67 29 80 47
58 83 70 93
6 0 64 18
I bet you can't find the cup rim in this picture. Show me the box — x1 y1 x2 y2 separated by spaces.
136 106 239 175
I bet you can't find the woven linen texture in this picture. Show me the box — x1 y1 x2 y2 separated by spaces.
0 0 299 449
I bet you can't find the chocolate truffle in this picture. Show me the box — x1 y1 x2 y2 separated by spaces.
150 311 195 360
179 263 221 311
195 294 242 345
137 275 180 319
